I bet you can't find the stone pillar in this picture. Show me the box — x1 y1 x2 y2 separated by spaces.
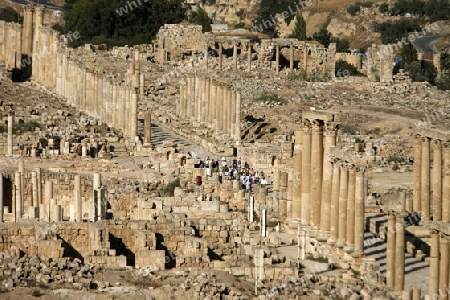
249 196 254 222
321 123 337 231
7 114 14 157
93 173 102 221
0 174 3 222
144 110 151 147
233 42 238 70
354 169 365 257
301 121 312 226
74 175 82 222
275 45 279 73
247 43 252 72
35 167 42 205
44 180 53 222
22 6 33 55
444 145 450 222
439 235 449 300
19 160 24 208
15 172 22 219
432 140 442 221
337 164 348 247
421 136 430 218
31 171 38 207
279 172 288 217
218 42 223 71
235 92 241 140
292 130 302 219
413 135 422 212
261 208 267 237
386 213 396 288
130 90 138 139
205 44 209 68
329 161 340 244
346 166 356 250
310 120 323 228
290 43 294 72
429 230 440 297
395 214 405 291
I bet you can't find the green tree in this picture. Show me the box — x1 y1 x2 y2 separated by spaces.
64 0 187 47
0 7 21 23
313 28 332 48
379 3 389 13
400 43 418 66
189 7 212 33
289 13 306 40
333 38 350 52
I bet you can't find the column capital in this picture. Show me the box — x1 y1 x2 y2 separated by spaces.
348 164 356 174
432 139 442 147
310 119 323 132
324 122 339 135
302 120 312 134
421 136 430 143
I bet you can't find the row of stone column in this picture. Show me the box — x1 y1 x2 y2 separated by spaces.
413 136 450 221
55 52 138 139
429 230 450 300
290 117 365 255
179 76 241 141
0 21 23 70
206 42 252 72
0 167 104 223
386 212 406 291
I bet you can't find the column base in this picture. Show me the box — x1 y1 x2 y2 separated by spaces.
344 245 354 254
352 250 365 258
336 239 345 249
143 143 152 147
327 236 337 246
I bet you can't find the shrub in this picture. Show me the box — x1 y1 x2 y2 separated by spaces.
436 73 450 90
306 255 329 263
341 124 356 135
379 3 389 13
347 4 361 16
335 60 363 76
387 156 405 163
162 178 180 197
31 289 43 297
253 94 286 104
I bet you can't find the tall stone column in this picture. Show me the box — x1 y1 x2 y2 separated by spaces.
35 167 42 205
310 120 323 228
247 43 252 72
275 45 279 73
31 171 38 207
301 120 312 226
205 44 209 68
19 160 24 208
218 42 223 71
337 164 348 247
346 166 356 250
386 213 396 288
194 76 199 121
395 214 405 291
15 172 22 219
292 130 303 219
7 113 14 157
235 92 241 140
443 145 450 222
290 43 294 72
321 123 337 231
22 6 33 55
233 42 238 70
130 90 138 140
354 169 365 257
429 231 440 297
0 173 3 222
74 175 82 222
144 111 151 147
329 161 340 244
44 180 53 222
432 140 442 221
439 235 449 300
205 78 210 125
413 135 422 212
421 137 431 219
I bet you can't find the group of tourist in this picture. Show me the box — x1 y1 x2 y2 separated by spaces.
198 156 269 191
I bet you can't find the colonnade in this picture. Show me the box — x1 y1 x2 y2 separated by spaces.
179 76 241 141
0 165 104 223
291 112 365 256
413 134 450 221
428 230 450 299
